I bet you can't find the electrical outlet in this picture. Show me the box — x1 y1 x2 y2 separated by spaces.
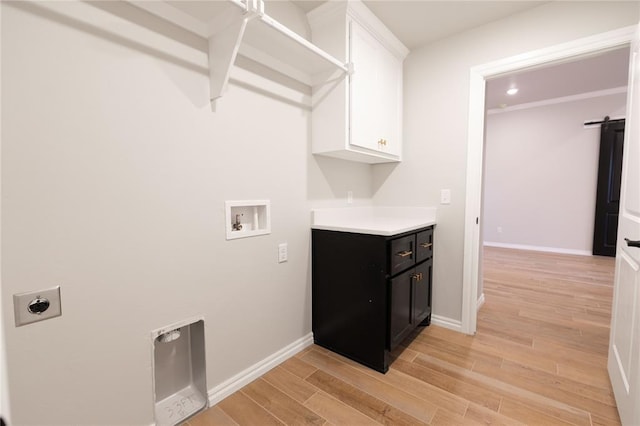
278 243 288 263
441 189 451 205
347 191 353 204
13 286 62 327
497 226 503 234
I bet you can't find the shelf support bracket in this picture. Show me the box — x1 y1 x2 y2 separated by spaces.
208 0 262 110
346 62 355 76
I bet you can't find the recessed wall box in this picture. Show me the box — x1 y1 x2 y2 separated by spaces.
225 200 271 240
152 318 207 426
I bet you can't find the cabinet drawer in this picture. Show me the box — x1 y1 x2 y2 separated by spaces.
390 235 415 275
416 228 433 263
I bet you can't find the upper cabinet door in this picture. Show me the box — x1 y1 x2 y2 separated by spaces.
378 45 403 157
349 20 403 157
349 20 383 153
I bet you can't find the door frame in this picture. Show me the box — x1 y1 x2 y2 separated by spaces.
461 25 637 335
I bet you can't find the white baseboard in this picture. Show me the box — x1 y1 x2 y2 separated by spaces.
477 293 485 311
483 241 591 256
207 333 314 406
431 315 463 332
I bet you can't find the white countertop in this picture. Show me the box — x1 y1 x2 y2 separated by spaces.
311 206 436 236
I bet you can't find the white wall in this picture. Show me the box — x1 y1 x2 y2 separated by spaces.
1 1 371 424
372 1 640 322
483 93 627 254
0 1 8 422
3 1 639 423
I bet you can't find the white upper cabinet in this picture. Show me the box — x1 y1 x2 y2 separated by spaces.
308 1 409 164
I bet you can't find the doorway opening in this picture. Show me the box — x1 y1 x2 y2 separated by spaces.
461 26 636 335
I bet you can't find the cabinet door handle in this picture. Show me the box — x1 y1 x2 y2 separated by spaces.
420 243 433 249
411 273 423 281
396 250 413 258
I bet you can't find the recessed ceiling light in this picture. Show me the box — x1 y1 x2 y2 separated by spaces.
507 88 519 95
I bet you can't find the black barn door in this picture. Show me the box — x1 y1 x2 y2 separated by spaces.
593 120 625 257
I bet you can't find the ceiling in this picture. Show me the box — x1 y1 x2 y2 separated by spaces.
292 1 630 110
486 47 630 110
292 1 546 50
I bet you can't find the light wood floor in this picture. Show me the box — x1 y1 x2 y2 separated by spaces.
187 247 618 425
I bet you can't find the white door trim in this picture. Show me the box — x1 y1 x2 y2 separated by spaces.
462 25 637 335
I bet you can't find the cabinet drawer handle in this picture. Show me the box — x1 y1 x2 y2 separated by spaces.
396 250 413 258
378 139 387 146
420 243 433 249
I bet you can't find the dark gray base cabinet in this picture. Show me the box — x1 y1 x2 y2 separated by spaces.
312 226 434 373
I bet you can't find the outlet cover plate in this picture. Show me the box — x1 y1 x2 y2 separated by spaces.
14 286 62 327
441 189 451 205
278 243 288 263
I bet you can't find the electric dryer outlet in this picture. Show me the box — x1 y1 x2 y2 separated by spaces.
13 286 62 327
